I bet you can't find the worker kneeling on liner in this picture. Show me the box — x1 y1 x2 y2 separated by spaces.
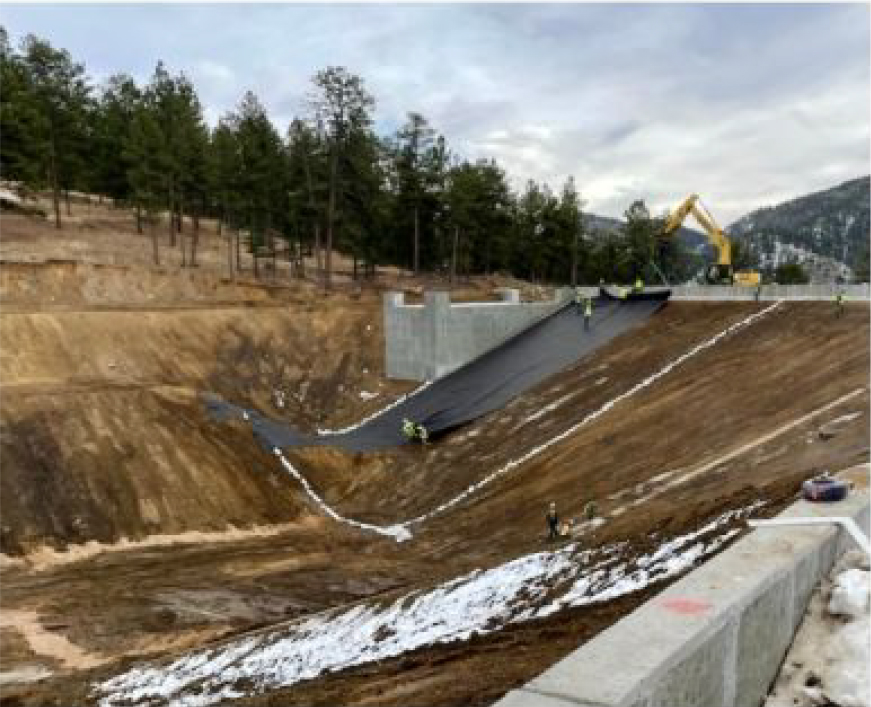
402 417 429 444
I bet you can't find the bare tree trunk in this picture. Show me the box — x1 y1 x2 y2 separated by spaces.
168 187 177 247
571 229 579 287
296 240 305 279
136 204 143 235
325 151 338 290
353 253 358 281
190 205 200 267
271 232 277 281
413 206 420 275
65 189 71 217
236 229 242 273
151 217 160 266
314 222 322 280
227 230 234 280
49 132 61 229
302 147 321 283
450 226 459 285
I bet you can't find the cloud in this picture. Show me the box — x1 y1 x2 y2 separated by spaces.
1 3 867 223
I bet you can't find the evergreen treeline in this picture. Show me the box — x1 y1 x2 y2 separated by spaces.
0 29 697 286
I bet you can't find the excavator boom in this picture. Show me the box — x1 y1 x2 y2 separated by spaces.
661 193 757 285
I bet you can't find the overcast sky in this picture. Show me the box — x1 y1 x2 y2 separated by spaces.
2 3 869 223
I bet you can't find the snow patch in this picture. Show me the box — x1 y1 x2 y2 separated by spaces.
829 568 870 618
94 507 756 707
766 554 870 707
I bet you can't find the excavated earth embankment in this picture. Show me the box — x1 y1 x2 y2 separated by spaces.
1 263 868 706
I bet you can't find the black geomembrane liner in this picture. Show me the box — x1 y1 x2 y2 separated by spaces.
207 287 670 452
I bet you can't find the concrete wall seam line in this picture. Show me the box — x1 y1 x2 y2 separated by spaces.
494 687 604 706
520 686 609 706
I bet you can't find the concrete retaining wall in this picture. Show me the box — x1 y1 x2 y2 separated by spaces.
670 283 870 301
496 481 869 707
384 283 869 381
384 288 584 380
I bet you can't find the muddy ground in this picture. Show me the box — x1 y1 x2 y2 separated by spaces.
1 205 869 706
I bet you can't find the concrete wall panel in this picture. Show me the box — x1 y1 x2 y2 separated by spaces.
384 288 574 381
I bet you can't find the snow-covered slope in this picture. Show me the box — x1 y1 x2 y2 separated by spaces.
729 176 870 282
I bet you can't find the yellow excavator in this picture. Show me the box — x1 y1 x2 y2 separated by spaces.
661 194 760 286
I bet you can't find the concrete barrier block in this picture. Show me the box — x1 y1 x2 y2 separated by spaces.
505 489 868 707
789 535 836 631
523 586 734 706
646 621 735 707
733 571 793 707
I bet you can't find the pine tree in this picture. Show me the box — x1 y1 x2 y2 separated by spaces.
229 91 287 278
93 74 141 207
0 28 44 186
309 66 375 289
124 95 168 265
559 177 585 286
287 118 327 278
394 112 435 274
210 120 242 275
17 33 92 227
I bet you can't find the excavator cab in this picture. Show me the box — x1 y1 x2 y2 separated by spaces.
705 263 734 285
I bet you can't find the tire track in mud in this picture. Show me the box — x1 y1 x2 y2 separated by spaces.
0 610 104 672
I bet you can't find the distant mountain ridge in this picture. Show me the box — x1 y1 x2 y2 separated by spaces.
728 176 870 280
584 213 704 244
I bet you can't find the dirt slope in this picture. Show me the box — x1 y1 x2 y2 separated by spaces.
0 283 414 554
0 260 310 309
1 208 867 707
2 299 867 707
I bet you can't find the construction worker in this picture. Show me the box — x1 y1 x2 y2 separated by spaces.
416 423 429 444
633 276 644 293
546 502 559 541
835 292 846 318
402 418 417 441
574 286 584 314
583 296 593 330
